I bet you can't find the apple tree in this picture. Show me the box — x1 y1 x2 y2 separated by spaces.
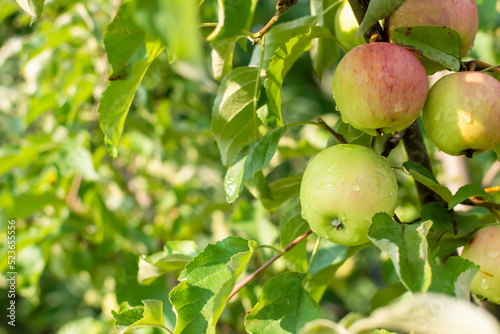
2 0 500 333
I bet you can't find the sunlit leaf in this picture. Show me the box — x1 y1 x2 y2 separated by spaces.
266 27 332 127
250 16 316 69
169 237 257 334
211 66 261 166
224 126 286 203
349 293 500 334
98 3 165 158
14 0 44 23
368 213 432 292
111 300 166 334
138 241 200 285
245 272 321 334
429 256 479 299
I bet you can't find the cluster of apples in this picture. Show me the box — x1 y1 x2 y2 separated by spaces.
300 0 500 303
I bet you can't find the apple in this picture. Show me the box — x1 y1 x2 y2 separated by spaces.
422 72 500 157
461 225 500 304
387 0 478 59
332 42 428 135
334 1 365 52
300 144 398 246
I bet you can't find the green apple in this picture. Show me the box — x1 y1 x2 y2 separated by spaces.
387 0 478 59
422 72 500 157
300 144 398 246
461 225 500 304
332 42 428 135
334 1 365 52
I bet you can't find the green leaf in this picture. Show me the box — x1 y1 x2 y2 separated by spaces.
301 319 349 334
448 184 488 210
368 213 432 293
98 3 165 158
391 26 461 71
266 27 332 128
250 16 317 70
169 237 257 334
333 119 372 146
133 0 205 71
245 272 321 334
357 0 403 37
349 293 500 334
278 195 310 273
210 37 240 81
0 138 59 176
15 0 44 23
103 3 146 80
55 140 98 181
224 126 286 203
211 66 261 166
306 241 366 302
310 0 342 79
262 174 302 212
111 300 166 334
403 161 453 203
207 0 257 42
138 240 200 285
429 256 479 299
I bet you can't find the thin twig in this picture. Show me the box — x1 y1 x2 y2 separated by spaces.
248 0 298 45
463 60 500 75
382 129 407 157
227 229 313 302
317 118 346 144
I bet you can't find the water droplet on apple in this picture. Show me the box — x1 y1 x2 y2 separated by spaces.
319 181 335 190
487 246 500 260
393 102 403 113
326 167 334 173
338 212 346 221
352 180 360 192
434 112 442 121
459 111 472 124
481 278 490 290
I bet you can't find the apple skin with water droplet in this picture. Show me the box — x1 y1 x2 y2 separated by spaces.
386 0 478 59
300 144 398 246
332 43 428 136
461 226 500 305
422 72 500 157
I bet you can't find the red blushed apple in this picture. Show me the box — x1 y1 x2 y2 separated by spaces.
422 72 500 157
387 0 478 59
332 42 428 135
461 225 500 304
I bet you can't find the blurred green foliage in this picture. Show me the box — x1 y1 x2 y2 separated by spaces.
0 0 499 333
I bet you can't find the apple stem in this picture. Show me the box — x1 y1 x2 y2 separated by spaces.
382 129 407 157
317 117 346 144
347 0 386 43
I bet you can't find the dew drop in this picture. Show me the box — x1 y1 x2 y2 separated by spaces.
338 212 346 221
434 112 442 122
481 278 490 290
487 247 500 260
326 167 334 173
352 181 360 192
393 102 403 113
459 111 472 124
319 181 335 190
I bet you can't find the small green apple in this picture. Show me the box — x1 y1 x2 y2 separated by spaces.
387 0 478 59
334 1 365 52
300 144 398 246
422 72 500 157
461 225 500 305
332 42 428 135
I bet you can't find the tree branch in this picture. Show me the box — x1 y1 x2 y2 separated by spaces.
227 229 313 302
347 0 384 42
402 121 446 206
317 117 346 144
248 0 298 45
